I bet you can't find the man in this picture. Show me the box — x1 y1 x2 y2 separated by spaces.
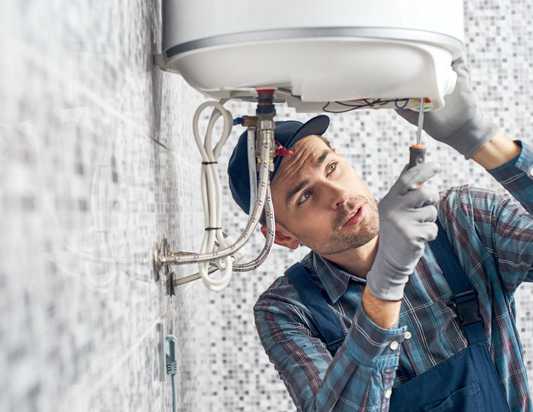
227 59 533 411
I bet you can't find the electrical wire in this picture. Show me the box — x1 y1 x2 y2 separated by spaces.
394 98 411 110
322 97 417 113
165 335 177 412
321 102 362 113
171 375 176 412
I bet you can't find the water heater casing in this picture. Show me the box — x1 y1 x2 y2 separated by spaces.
161 0 465 112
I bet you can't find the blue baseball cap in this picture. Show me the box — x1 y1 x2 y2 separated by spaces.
228 115 330 214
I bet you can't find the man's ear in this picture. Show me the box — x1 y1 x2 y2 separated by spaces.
260 222 300 250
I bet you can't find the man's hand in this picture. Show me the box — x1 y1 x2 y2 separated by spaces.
396 57 500 159
366 162 440 301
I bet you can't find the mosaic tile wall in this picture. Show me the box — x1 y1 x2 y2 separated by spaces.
0 1 206 411
1 1 532 412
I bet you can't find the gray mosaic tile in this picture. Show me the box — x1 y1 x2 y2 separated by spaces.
1 1 533 411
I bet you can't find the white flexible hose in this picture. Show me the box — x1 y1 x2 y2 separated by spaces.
163 100 276 291
163 104 272 269
190 101 277 289
193 101 234 291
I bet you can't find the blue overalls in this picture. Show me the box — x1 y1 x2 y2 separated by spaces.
285 220 510 412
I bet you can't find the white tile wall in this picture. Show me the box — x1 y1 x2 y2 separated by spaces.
1 1 532 412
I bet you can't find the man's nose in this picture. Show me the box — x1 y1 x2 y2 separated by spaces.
325 183 349 210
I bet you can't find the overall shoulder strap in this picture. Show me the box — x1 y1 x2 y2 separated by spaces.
285 262 346 356
429 219 486 345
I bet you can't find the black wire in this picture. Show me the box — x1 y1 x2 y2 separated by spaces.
335 100 371 108
322 101 363 113
394 98 410 110
322 99 409 113
335 101 370 108
322 98 409 113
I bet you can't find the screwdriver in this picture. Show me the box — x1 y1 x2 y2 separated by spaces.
408 98 426 169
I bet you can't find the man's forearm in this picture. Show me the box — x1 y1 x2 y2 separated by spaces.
471 131 521 170
362 286 401 329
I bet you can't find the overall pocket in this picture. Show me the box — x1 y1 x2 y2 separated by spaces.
422 381 482 412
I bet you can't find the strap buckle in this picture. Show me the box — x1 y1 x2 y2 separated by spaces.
450 290 482 326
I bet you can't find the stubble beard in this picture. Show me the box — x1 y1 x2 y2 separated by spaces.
319 196 380 255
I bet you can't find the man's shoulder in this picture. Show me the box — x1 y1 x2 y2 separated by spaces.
253 260 314 317
253 272 298 311
252 266 316 335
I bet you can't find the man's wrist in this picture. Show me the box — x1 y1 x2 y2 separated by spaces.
470 131 522 170
362 286 402 329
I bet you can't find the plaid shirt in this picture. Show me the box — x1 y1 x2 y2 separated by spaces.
254 140 533 412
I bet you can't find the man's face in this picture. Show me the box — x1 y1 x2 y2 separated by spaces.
270 135 379 256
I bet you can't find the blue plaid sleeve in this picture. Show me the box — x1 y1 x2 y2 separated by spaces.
484 140 533 294
488 140 533 214
254 296 407 411
439 140 533 296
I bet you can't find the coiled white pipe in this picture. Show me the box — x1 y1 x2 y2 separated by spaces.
192 101 231 290
162 103 272 270
183 100 275 290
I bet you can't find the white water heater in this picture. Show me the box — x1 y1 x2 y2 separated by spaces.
161 0 464 112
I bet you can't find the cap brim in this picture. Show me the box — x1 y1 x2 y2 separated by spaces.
285 115 330 149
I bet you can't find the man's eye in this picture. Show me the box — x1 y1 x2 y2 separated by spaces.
297 191 312 206
327 162 338 176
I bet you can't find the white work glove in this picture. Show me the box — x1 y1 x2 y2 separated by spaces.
396 57 500 159
366 162 440 301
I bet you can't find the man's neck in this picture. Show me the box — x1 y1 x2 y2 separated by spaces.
320 235 379 278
